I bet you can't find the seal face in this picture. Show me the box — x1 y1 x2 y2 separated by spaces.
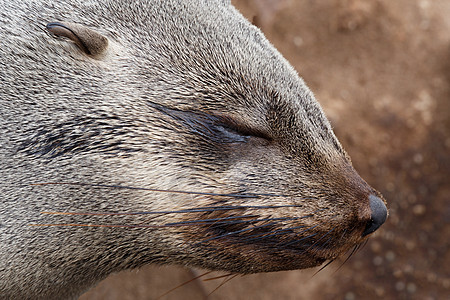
0 0 387 298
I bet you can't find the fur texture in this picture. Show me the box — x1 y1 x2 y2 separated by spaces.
0 0 387 299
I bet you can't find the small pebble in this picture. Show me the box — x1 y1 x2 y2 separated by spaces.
345 292 356 300
395 281 405 291
406 282 417 293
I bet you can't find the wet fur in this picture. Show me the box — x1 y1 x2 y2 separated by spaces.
0 0 385 299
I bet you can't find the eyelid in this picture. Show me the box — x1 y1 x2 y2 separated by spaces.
147 101 270 143
216 115 272 141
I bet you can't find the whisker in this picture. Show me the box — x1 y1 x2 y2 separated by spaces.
29 223 168 228
31 182 292 198
193 218 296 246
242 224 307 242
292 228 336 256
199 216 297 227
155 270 212 300
206 274 239 297
137 213 260 227
176 216 305 248
335 244 359 273
40 204 304 216
31 216 298 230
359 238 370 251
310 228 336 249
312 259 335 277
161 216 265 229
316 235 334 250
203 273 234 281
164 215 258 226
243 209 325 242
282 225 320 247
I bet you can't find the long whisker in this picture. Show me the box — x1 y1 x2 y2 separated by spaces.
359 238 369 251
203 273 235 281
164 215 258 226
240 224 307 242
206 274 239 298
31 182 291 198
242 209 326 242
155 270 212 300
282 225 320 247
308 228 336 250
334 244 359 273
31 216 299 229
29 223 171 228
316 235 334 250
40 204 304 216
194 218 294 246
312 259 335 277
196 216 298 228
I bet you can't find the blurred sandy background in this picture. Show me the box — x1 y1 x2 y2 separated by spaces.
80 0 450 299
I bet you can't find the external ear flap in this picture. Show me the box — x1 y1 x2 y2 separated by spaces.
46 22 108 56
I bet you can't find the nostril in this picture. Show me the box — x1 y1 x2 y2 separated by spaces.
362 194 388 237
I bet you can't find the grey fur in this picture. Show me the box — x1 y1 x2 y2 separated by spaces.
0 0 387 299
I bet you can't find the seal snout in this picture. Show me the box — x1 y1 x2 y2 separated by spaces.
362 194 388 237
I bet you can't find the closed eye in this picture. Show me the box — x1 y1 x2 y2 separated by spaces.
147 101 271 143
215 115 272 142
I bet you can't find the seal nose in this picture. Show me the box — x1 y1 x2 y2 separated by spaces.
362 194 388 237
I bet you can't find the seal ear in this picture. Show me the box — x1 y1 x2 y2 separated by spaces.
46 22 108 56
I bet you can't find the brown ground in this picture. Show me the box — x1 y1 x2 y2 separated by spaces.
80 0 450 299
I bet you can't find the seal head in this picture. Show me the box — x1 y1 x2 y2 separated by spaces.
0 0 387 298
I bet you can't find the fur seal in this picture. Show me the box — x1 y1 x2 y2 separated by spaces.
0 0 388 299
